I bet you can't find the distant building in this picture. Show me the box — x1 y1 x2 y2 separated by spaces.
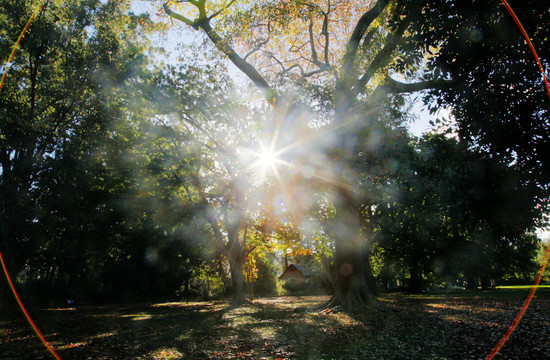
279 264 310 281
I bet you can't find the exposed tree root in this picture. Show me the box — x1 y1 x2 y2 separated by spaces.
316 287 380 313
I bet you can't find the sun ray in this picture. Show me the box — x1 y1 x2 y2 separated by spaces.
275 158 362 194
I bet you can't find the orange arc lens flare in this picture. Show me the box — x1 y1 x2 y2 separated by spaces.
0 251 62 360
0 0 62 359
484 242 550 360
0 2 548 360
484 2 550 358
0 0 47 91
500 0 550 101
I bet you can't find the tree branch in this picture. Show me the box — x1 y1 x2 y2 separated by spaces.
321 7 330 67
308 19 321 67
244 245 257 259
243 35 270 61
351 14 410 97
340 0 389 85
367 76 453 106
360 28 376 52
309 8 332 73
382 76 453 93
163 3 194 26
203 20 277 102
163 2 278 103
208 0 237 21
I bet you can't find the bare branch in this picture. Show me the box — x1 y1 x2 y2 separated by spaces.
289 39 309 54
303 68 330 77
208 0 237 21
163 2 194 26
201 20 277 102
308 19 321 66
243 36 270 61
321 7 330 67
163 3 278 103
365 76 453 110
267 53 330 78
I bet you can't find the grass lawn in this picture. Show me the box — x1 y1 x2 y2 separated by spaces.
1 289 549 359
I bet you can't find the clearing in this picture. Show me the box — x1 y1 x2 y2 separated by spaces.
1 289 549 359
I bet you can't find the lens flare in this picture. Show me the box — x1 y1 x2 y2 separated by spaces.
0 2 548 360
0 251 62 360
242 140 283 179
0 1 63 359
484 242 550 360
483 2 550 358
259 147 276 169
257 141 280 175
499 0 550 101
0 0 48 92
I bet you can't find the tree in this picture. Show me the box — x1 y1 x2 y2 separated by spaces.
370 134 543 292
414 0 550 191
158 0 443 309
0 0 201 303
156 0 548 309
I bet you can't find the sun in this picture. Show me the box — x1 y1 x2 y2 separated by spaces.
242 140 284 179
256 142 280 175
258 146 277 170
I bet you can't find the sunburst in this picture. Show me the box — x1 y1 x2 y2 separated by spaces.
244 140 284 179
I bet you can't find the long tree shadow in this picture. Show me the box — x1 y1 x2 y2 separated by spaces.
344 292 550 360
1 295 367 359
3 293 548 359
1 300 228 359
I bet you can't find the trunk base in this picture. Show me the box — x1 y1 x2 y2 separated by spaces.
317 287 378 312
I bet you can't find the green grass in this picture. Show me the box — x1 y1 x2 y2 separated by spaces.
497 284 550 289
1 292 549 359
396 286 550 300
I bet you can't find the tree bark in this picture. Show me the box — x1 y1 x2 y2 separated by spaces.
409 260 423 294
163 0 416 311
327 186 378 310
228 248 245 305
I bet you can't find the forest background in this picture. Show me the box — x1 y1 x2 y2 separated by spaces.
1 0 549 311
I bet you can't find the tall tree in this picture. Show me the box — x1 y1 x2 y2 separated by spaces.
414 0 549 191
0 0 179 301
371 134 543 292
159 0 548 309
160 0 442 309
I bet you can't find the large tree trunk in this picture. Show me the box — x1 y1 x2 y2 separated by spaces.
323 81 379 310
409 260 423 294
228 251 245 305
226 227 246 305
327 187 378 310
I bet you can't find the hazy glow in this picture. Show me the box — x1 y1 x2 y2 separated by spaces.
258 142 279 174
243 139 284 179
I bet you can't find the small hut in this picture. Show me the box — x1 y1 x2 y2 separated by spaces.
278 264 310 281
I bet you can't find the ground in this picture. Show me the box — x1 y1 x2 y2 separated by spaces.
1 289 549 359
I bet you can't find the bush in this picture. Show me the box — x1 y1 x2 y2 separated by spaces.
253 255 280 297
178 264 226 300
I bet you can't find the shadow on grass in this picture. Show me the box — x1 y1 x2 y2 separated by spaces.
2 296 346 359
1 291 549 359
344 289 550 360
